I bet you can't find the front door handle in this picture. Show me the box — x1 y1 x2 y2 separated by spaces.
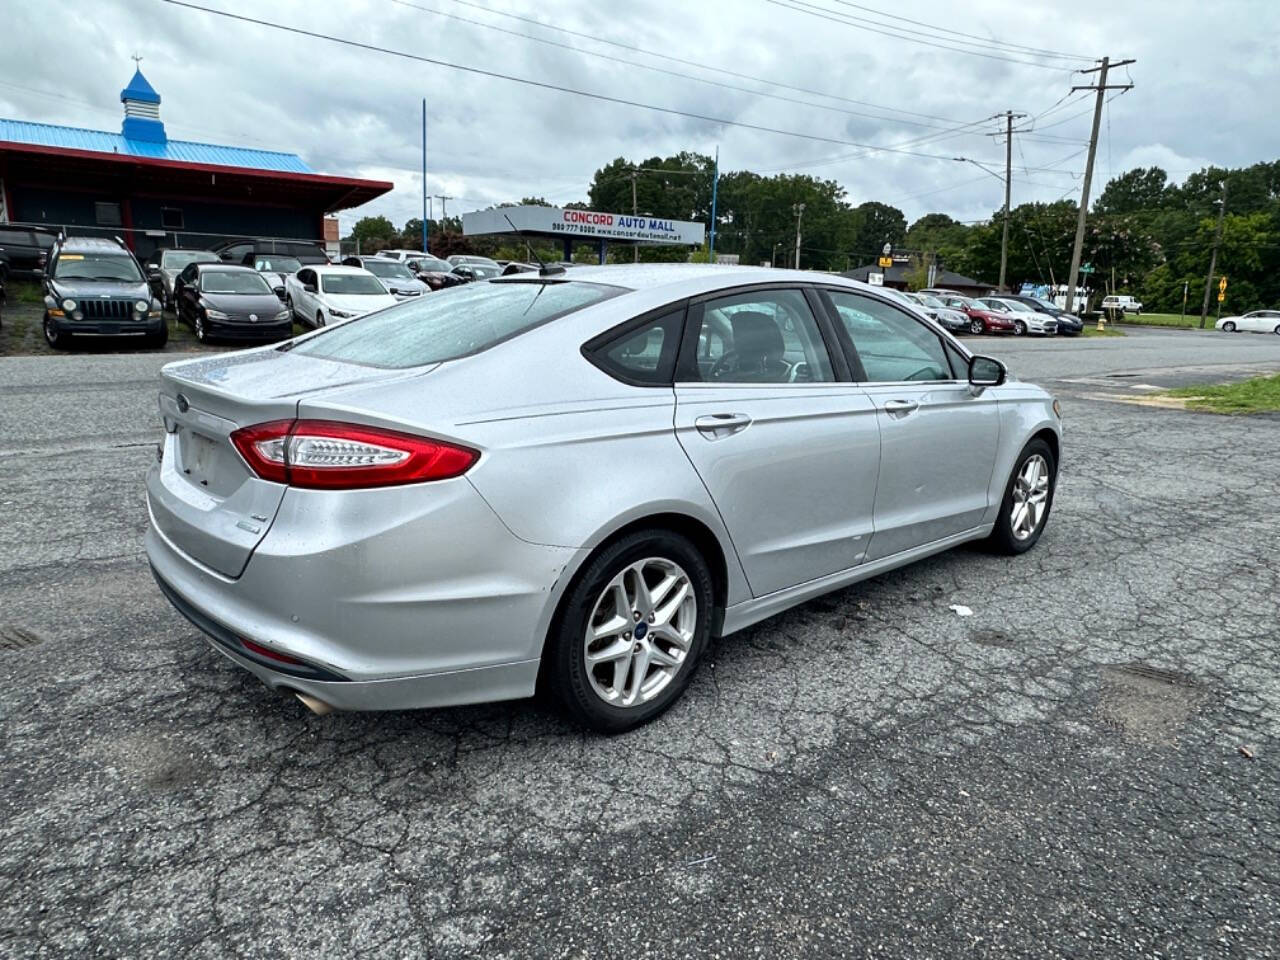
883 399 920 416
694 412 752 439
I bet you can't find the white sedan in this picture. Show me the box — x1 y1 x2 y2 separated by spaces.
285 265 399 328
1216 310 1280 335
978 297 1058 336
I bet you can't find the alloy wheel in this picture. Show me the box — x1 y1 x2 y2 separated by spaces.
1010 454 1050 541
1223 322 1235 332
583 557 696 708
195 316 206 342
970 319 983 335
1014 320 1026 336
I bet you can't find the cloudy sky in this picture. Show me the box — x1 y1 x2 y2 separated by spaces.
4 0 1277 233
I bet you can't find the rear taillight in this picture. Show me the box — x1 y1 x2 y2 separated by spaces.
230 419 477 489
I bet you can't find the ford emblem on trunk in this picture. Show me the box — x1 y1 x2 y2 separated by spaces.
176 393 189 413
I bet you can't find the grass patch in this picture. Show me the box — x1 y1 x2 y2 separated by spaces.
1166 373 1280 414
6 280 46 304
1113 312 1216 329
1081 326 1125 337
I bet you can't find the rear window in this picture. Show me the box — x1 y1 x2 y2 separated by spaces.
287 280 622 368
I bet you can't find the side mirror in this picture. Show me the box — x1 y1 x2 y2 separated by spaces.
968 355 1006 388
303 283 318 294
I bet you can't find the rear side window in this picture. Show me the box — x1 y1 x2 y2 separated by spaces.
288 280 622 368
586 309 684 385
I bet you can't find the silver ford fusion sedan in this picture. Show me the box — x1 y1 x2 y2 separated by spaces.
146 265 1061 732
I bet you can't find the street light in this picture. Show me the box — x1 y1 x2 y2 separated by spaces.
955 156 1012 290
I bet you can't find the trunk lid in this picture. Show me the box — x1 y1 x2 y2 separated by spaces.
148 348 431 578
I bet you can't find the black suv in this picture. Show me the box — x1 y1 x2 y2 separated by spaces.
42 236 166 349
0 224 57 279
211 238 329 266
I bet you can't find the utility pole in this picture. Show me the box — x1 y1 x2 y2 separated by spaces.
434 195 453 223
997 110 1026 291
629 168 639 263
709 146 720 263
1064 57 1135 315
421 98 428 254
1199 179 1228 328
793 202 805 270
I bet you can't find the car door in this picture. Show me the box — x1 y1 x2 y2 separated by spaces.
821 288 1000 561
293 268 315 317
176 264 198 320
673 286 880 598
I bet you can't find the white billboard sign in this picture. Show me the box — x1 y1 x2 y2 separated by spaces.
464 205 705 246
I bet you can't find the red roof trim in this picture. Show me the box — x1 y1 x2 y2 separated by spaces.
0 139 392 192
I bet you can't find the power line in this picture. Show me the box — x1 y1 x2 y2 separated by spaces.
764 0 1084 71
824 0 1093 61
440 0 966 127
158 0 1009 167
386 0 978 132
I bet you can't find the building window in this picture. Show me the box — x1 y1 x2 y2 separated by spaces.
94 201 122 227
161 207 184 230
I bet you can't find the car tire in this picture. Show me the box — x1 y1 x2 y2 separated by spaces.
546 529 714 734
1222 321 1236 333
1013 320 1026 336
315 310 326 328
43 314 69 350
1273 324 1280 336
969 318 984 335
147 324 168 348
286 294 296 321
987 438 1056 556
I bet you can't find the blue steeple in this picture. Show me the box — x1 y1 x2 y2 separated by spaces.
120 64 166 143
120 68 161 105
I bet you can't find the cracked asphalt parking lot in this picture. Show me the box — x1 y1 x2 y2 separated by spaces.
2 330 1278 958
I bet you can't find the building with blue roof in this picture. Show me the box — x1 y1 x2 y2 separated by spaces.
0 66 390 260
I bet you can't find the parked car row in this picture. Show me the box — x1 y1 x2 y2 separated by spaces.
917 288 1083 336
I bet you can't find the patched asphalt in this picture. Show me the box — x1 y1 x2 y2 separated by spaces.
1 330 1278 958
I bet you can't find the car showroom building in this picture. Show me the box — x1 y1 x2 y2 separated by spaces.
0 67 390 260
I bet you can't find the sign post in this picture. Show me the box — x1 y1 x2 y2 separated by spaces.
877 241 893 269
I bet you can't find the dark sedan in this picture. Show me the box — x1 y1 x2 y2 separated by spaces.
399 254 465 291
1001 294 1083 336
174 263 293 343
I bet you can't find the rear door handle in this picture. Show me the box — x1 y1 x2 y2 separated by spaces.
694 412 752 439
883 399 920 415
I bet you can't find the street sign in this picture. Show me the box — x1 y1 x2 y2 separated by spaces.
868 272 884 286
877 257 893 268
1218 276 1228 293
1079 264 1095 275
1218 292 1225 302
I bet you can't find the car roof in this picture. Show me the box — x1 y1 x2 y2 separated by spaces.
56 236 130 253
311 264 374 275
195 262 255 272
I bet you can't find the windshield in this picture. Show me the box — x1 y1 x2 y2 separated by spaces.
915 294 945 308
162 250 217 270
363 260 414 279
202 271 273 295
412 257 453 273
254 256 302 273
54 253 142 282
321 273 388 295
289 280 621 368
465 265 502 280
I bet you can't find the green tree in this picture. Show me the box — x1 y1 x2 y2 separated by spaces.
347 215 398 253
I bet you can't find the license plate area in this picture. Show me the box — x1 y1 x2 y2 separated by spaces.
180 429 220 488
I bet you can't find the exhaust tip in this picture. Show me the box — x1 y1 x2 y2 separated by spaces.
295 692 334 716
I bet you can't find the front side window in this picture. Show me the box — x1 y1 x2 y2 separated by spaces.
288 280 621 369
827 290 954 383
321 273 390 295
201 271 272 295
53 252 142 282
680 289 834 384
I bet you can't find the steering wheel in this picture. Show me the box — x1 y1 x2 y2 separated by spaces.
904 366 941 382
709 351 794 381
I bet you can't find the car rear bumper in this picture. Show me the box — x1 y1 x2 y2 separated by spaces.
145 477 582 711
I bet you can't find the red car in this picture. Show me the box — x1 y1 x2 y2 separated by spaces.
940 295 1017 335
